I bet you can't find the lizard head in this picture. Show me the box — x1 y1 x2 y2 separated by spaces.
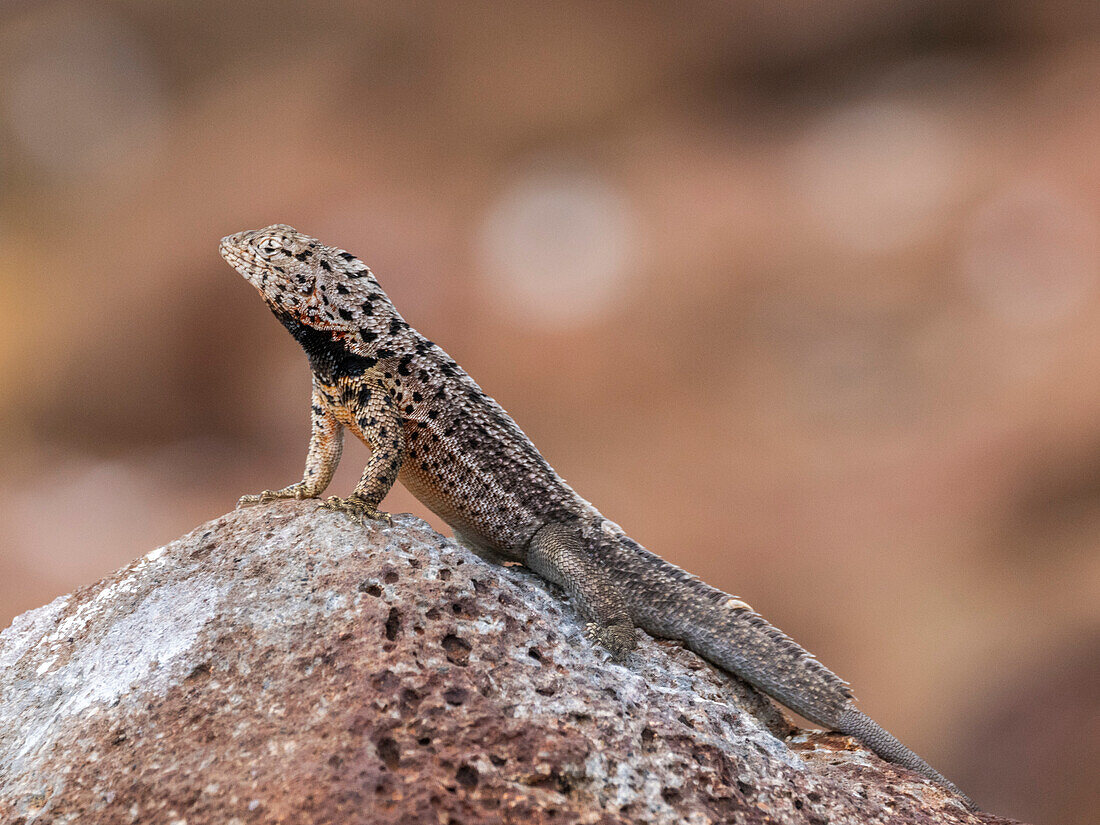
220 224 388 334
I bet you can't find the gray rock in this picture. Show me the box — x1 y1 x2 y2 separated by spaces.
0 502 1017 824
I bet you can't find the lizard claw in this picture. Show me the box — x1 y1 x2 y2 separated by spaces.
237 484 314 508
237 490 290 508
318 495 392 525
585 622 637 661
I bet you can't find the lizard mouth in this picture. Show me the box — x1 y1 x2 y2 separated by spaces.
219 238 264 287
219 237 245 268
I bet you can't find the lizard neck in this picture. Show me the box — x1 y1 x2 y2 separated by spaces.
271 297 422 384
273 310 377 383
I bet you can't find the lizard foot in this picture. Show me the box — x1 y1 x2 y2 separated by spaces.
318 495 392 525
585 622 637 661
237 485 315 508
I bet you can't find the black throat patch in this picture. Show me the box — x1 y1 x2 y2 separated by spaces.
275 310 377 382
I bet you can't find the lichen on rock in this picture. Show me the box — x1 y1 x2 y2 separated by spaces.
0 502 1014 824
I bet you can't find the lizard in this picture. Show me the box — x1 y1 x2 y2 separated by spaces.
220 223 973 807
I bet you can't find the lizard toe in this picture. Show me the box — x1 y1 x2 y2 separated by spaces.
587 622 637 660
319 496 391 525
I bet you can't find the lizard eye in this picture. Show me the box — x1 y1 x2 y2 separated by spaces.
255 236 283 257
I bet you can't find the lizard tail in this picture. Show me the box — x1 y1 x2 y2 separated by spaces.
605 532 852 726
835 707 974 808
602 530 972 805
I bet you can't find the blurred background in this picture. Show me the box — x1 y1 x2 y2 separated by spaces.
0 1 1097 822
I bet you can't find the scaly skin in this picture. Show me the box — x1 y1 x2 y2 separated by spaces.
220 224 974 807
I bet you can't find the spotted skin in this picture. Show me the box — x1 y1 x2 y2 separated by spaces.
220 225 972 806
315 372 406 522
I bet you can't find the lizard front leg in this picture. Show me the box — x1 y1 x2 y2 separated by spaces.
527 523 637 659
319 377 406 524
239 380 343 507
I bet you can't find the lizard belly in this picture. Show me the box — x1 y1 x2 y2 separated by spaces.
397 461 481 536
395 422 537 559
397 461 525 559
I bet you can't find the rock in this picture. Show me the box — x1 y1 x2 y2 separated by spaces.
0 502 1017 825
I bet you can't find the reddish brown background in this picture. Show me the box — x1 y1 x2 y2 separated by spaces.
0 3 1097 824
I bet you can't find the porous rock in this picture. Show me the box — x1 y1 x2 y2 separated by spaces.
0 502 1018 824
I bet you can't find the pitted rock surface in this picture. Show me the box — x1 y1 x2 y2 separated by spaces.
0 502 1015 824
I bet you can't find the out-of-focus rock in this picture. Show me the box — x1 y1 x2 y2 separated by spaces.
0 503 1015 824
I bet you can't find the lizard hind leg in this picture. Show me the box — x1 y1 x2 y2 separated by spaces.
526 522 637 659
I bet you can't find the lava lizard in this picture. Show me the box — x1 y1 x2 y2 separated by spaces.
220 224 972 806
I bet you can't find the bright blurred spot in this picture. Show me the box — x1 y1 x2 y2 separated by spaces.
478 166 637 329
1 5 165 179
960 181 1098 328
791 99 962 252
